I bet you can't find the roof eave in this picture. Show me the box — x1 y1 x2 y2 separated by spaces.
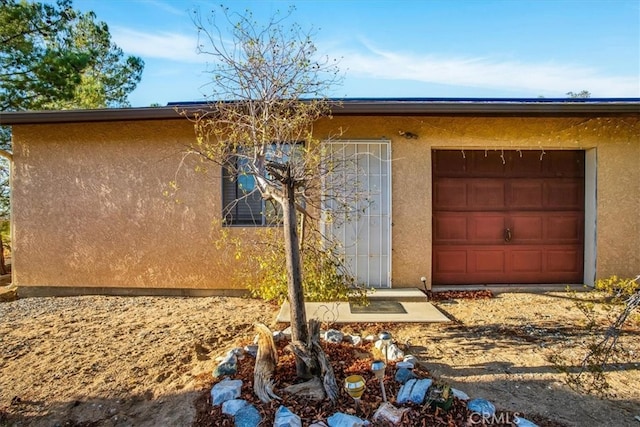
1 99 638 125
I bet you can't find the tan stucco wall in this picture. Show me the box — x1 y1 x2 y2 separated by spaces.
12 120 253 290
10 115 639 292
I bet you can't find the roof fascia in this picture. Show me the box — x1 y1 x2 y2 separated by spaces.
1 100 638 125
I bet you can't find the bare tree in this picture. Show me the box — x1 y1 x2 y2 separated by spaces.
180 6 344 378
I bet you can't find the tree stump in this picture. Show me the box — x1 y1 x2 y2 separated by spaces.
287 319 339 402
253 323 280 403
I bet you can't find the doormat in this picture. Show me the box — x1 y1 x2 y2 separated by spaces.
350 300 407 314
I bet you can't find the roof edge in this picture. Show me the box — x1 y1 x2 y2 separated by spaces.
1 98 638 125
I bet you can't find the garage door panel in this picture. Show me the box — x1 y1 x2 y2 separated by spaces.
434 250 467 274
545 180 583 209
546 215 583 242
471 151 506 175
470 180 505 209
434 214 468 242
434 150 467 175
546 248 582 273
470 214 505 242
509 181 543 208
543 151 584 177
510 215 544 242
511 249 543 273
471 249 506 273
508 151 544 176
434 179 467 208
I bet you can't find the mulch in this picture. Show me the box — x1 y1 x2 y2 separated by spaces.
192 338 568 427
427 289 494 301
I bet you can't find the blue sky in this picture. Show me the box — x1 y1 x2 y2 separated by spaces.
73 0 639 107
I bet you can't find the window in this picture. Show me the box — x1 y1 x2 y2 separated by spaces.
222 157 282 226
222 144 303 226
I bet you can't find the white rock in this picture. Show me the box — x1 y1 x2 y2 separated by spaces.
244 344 258 358
374 340 404 361
396 378 417 404
403 355 418 365
281 326 292 338
386 344 404 361
324 329 344 343
347 334 362 346
452 388 470 400
396 361 414 370
274 405 302 427
327 412 369 427
514 416 539 427
409 378 432 404
372 402 408 425
221 399 248 416
210 378 242 406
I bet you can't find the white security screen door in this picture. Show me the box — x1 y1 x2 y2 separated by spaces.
322 140 392 288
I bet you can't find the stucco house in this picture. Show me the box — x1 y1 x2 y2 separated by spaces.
0 98 638 297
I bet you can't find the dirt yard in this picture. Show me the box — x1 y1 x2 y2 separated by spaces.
0 289 638 426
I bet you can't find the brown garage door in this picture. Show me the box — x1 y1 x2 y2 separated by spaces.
432 150 584 285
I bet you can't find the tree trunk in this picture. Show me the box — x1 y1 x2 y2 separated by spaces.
0 234 7 276
281 167 309 378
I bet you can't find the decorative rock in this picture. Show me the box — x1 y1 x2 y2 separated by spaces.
234 404 262 427
244 345 258 358
327 412 369 427
211 379 243 405
213 350 238 378
324 329 344 343
514 417 539 427
274 405 302 427
375 340 404 361
284 377 326 401
228 347 244 358
409 378 432 404
387 344 405 361
281 326 292 338
396 378 417 404
467 398 496 417
221 399 248 416
396 378 433 404
372 402 408 425
213 357 237 378
347 334 362 346
451 388 469 400
364 335 376 342
403 355 418 366
396 361 414 370
394 367 416 384
272 331 286 342
309 423 329 427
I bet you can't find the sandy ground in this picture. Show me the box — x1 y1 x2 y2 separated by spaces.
0 289 638 426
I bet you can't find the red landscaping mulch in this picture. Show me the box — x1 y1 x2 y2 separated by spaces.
192 338 567 427
427 289 494 301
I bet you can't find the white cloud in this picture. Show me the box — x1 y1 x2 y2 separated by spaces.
337 42 640 97
137 0 188 17
112 28 203 63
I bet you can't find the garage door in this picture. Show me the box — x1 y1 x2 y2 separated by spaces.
432 150 584 285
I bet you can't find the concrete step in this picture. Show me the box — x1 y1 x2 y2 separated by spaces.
365 288 427 302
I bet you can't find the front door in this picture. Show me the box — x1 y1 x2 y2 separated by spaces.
432 150 584 285
322 141 392 288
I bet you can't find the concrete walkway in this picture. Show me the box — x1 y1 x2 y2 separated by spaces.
276 288 449 323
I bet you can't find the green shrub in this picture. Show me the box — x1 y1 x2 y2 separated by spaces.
246 228 369 305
